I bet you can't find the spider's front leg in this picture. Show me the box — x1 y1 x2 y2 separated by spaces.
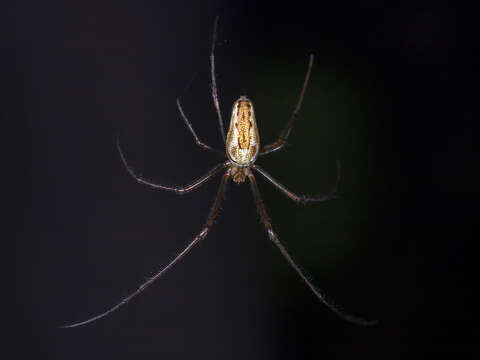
60 171 231 328
117 138 228 194
247 169 376 326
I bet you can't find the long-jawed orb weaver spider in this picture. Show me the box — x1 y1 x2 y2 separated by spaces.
61 17 376 328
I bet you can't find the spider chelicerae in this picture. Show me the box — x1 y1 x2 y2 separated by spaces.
62 17 375 328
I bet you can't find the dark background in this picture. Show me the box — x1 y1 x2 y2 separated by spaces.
4 1 478 358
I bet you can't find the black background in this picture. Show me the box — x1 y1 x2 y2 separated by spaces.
4 1 478 358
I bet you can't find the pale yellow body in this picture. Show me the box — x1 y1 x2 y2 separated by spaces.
226 96 260 167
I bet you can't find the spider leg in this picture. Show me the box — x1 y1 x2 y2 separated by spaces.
210 16 226 143
260 54 314 156
247 170 376 326
176 98 224 156
117 138 228 194
252 161 341 203
60 171 230 328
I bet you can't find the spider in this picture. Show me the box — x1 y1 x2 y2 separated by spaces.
62 17 376 328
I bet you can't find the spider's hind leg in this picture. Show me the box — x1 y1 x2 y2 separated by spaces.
260 54 314 156
210 16 226 143
176 98 224 156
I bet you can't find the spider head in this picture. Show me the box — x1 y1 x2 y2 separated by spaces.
225 96 260 166
230 166 248 184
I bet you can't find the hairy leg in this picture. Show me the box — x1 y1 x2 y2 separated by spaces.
252 161 340 203
260 54 314 155
176 98 223 155
247 170 376 326
117 138 228 194
60 171 231 328
210 16 226 143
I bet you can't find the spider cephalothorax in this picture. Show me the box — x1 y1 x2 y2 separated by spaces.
229 165 249 184
62 17 375 329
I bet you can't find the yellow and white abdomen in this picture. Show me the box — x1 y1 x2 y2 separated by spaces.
226 96 260 166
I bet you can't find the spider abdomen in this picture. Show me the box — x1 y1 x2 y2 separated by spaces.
226 96 260 166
